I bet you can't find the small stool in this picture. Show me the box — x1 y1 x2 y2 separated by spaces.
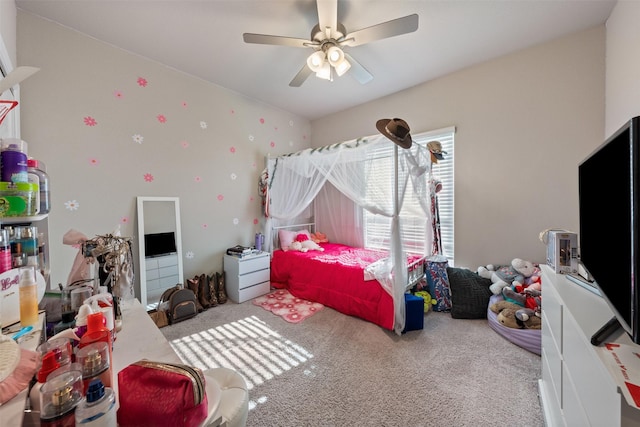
403 293 424 333
204 367 249 427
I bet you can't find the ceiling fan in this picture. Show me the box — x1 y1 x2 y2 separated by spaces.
243 0 419 87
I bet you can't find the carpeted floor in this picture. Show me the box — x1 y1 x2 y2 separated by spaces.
161 297 544 427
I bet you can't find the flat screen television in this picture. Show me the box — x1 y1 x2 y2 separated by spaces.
144 232 177 258
579 116 640 345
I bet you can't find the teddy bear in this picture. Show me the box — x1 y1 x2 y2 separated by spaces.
502 286 541 315
477 258 538 296
288 233 324 252
414 291 437 313
490 299 542 329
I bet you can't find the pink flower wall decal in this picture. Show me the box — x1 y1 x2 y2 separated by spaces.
181 101 187 108
202 224 208 229
253 218 259 225
259 118 265 124
114 90 123 99
180 140 189 149
230 109 235 114
84 116 97 126
217 194 224 201
194 176 201 183
89 158 99 166
144 173 154 182
270 141 276 148
137 77 148 87
250 196 254 202
121 216 129 224
230 147 236 153
157 114 167 123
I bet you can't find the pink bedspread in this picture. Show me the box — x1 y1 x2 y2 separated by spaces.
270 243 397 330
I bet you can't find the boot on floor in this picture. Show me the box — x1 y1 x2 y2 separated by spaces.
187 276 204 312
198 274 212 309
216 271 228 304
207 273 219 307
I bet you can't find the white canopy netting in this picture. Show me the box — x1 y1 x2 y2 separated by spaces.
263 133 433 334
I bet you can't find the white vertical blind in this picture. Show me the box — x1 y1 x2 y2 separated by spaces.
364 126 455 263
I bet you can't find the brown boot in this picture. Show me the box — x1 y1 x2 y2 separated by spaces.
198 274 211 309
216 271 228 304
207 274 219 306
187 276 204 312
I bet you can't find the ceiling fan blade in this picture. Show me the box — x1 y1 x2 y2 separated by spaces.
316 0 338 38
243 33 314 48
344 53 373 85
289 64 314 87
342 14 419 47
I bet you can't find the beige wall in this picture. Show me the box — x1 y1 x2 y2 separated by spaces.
312 26 606 269
605 1 640 136
16 11 311 292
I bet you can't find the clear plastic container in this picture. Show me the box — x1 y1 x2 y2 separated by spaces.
39 369 83 424
75 378 117 426
27 158 50 214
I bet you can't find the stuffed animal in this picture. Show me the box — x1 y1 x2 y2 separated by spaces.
477 258 538 295
289 233 324 252
502 286 542 314
414 291 437 313
490 299 542 330
311 232 329 244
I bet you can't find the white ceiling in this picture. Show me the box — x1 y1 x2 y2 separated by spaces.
15 0 616 121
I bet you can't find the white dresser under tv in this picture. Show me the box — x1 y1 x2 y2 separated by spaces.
539 265 640 426
145 253 180 306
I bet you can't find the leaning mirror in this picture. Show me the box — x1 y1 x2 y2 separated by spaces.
136 196 184 309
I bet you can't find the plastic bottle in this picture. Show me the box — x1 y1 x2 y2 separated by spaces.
85 293 116 343
27 158 50 214
0 228 11 274
19 265 39 327
40 369 83 426
76 341 113 394
0 138 28 183
29 351 60 414
75 378 117 426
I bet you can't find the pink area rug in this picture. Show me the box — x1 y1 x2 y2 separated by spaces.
252 289 324 324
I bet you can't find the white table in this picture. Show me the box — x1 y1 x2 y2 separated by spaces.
0 299 222 426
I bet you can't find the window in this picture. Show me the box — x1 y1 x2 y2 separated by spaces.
364 127 455 264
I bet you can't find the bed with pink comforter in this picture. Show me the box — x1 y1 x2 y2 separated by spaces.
270 242 422 330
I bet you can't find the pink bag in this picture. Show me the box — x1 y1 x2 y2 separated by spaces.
117 360 208 427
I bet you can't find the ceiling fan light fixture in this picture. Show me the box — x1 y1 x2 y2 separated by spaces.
326 45 345 66
334 57 351 76
315 61 332 80
307 51 326 72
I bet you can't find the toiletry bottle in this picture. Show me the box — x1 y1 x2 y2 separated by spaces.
19 265 39 327
78 312 113 364
29 350 61 414
75 378 117 426
0 228 11 274
0 138 28 183
40 369 83 426
27 158 50 214
85 293 116 343
76 341 113 394
75 303 94 339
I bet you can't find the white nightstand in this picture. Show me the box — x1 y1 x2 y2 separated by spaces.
224 251 270 303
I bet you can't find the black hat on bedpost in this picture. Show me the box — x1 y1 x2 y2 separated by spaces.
376 118 413 149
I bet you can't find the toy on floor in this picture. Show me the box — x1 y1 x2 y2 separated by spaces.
477 258 539 295
414 291 437 312
489 299 541 330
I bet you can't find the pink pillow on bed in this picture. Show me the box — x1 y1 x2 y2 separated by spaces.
279 229 311 250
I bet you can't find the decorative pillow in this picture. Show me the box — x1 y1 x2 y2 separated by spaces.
446 267 493 319
279 229 311 250
425 256 452 312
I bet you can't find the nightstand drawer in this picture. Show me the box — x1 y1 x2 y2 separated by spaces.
231 281 270 303
237 269 270 289
236 255 270 275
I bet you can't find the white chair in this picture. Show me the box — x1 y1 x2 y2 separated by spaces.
204 367 249 427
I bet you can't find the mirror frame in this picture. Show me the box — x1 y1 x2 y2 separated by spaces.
136 196 184 309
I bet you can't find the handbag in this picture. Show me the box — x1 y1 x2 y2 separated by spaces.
148 306 169 328
117 360 208 427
